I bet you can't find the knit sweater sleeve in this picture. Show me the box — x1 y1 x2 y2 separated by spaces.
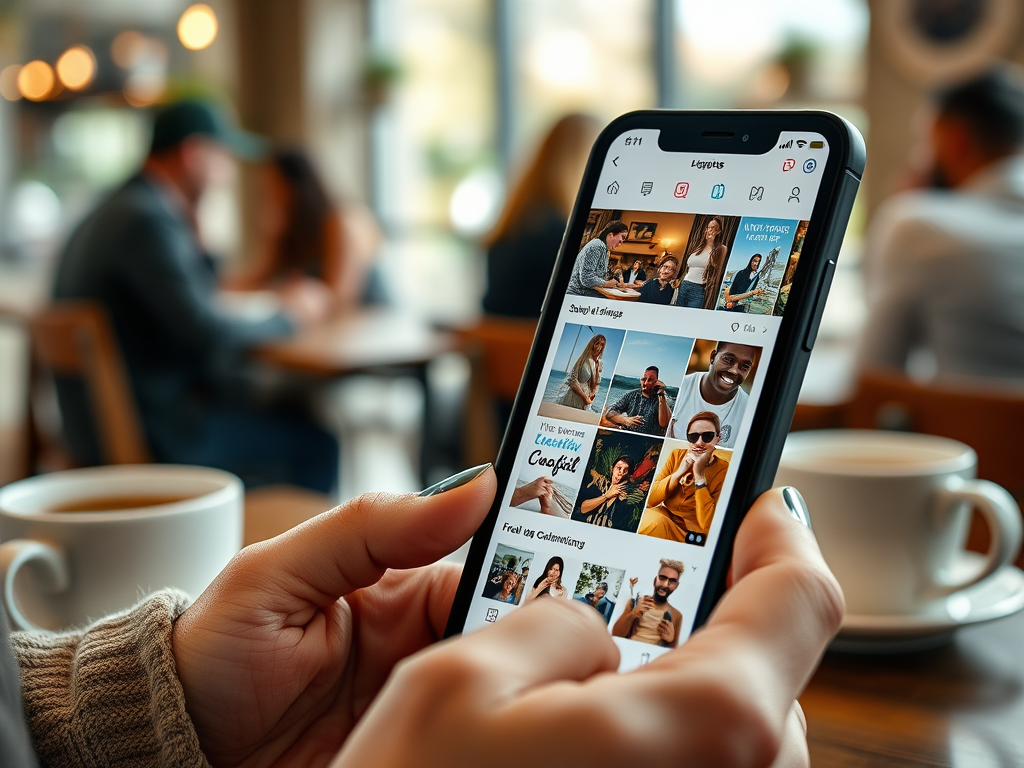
9 590 210 768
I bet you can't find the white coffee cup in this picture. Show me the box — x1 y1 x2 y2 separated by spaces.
0 465 243 630
775 430 1022 616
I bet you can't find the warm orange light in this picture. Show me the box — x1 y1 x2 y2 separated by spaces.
177 4 218 50
0 65 22 101
111 30 145 68
17 60 55 101
56 46 96 90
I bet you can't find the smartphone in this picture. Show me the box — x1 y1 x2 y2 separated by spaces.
447 111 864 670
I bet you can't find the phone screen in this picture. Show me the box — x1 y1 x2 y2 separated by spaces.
464 126 837 670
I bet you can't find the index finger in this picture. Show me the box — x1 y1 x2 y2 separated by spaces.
236 465 496 607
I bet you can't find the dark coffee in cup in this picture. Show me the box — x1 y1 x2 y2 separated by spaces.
45 495 197 513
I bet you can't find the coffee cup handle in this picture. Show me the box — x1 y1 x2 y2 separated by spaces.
934 478 1023 595
0 540 71 631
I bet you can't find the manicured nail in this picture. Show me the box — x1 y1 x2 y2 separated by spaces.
419 464 492 497
782 486 812 530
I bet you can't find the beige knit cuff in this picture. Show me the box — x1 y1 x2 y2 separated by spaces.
11 590 210 768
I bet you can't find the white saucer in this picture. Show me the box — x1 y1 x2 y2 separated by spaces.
832 555 1024 654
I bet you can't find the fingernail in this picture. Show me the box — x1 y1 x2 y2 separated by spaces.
419 463 492 497
782 486 812 530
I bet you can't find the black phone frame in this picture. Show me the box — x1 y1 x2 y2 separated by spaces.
445 110 865 640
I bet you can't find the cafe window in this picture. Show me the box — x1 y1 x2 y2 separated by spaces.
372 0 867 318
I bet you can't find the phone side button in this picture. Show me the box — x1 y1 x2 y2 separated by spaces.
803 259 836 352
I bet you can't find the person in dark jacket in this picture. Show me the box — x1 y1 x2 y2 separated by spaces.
52 100 338 493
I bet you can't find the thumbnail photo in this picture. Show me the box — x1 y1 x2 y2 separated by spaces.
572 562 626 625
637 433 734 547
571 429 662 533
671 213 741 310
665 339 762 449
714 217 800 315
510 419 591 519
611 558 686 648
601 330 694 437
521 554 582 603
482 543 535 606
567 209 698 303
772 220 808 316
538 323 626 425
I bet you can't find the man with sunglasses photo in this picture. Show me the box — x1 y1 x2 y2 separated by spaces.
638 411 730 545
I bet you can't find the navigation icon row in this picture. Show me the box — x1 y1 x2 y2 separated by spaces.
604 180 802 204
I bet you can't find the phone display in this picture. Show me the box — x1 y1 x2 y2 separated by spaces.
448 111 864 671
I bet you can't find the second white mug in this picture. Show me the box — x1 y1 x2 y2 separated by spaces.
775 430 1022 616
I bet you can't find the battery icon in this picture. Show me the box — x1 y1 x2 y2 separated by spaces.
809 140 824 149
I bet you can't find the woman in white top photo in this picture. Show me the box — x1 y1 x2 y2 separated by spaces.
559 333 606 410
673 216 728 309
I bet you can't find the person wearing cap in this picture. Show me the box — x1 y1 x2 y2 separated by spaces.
51 99 339 493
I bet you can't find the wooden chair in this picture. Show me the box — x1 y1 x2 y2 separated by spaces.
31 302 151 464
791 369 1024 563
30 301 333 541
458 316 538 464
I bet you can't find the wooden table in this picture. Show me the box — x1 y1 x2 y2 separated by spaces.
595 286 641 301
254 307 454 376
253 308 456 485
802 610 1024 766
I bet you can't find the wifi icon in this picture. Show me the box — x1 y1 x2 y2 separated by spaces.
796 140 807 148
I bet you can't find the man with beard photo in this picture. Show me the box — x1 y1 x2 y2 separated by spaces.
667 341 758 448
604 365 672 436
612 559 684 647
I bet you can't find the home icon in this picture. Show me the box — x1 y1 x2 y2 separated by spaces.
607 181 620 194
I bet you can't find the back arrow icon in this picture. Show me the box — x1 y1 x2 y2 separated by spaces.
612 156 619 166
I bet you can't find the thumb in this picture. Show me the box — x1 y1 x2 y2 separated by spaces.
240 464 495 607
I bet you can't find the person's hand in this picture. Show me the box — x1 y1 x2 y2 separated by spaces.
620 414 644 429
693 447 713 480
172 466 497 768
280 276 334 327
605 481 627 501
512 476 553 507
332 487 843 768
633 595 655 617
657 616 676 644
654 380 667 397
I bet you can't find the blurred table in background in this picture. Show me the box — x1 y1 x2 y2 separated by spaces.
802 610 1024 766
254 307 456 487
254 307 453 376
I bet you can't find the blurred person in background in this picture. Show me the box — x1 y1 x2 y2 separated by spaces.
51 100 339 493
225 147 382 310
859 65 1024 381
482 114 601 317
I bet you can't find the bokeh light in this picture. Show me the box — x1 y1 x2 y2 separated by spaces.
123 71 166 107
111 30 146 69
17 60 56 101
57 46 97 90
178 4 218 50
0 65 22 101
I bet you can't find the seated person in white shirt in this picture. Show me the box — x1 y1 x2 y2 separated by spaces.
859 65 1024 381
